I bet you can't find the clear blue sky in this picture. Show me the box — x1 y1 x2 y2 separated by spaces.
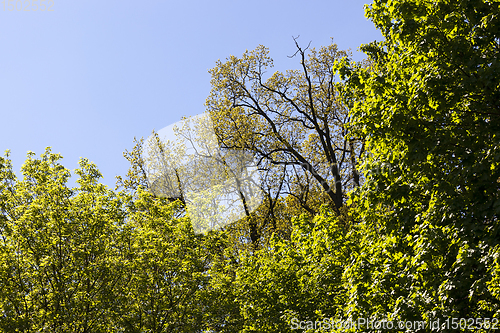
0 0 382 189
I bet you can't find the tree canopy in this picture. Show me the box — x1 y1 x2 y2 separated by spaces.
334 0 500 326
2 0 500 331
207 40 363 215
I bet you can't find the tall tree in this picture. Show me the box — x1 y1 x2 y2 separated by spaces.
206 40 363 219
120 40 364 247
336 0 500 325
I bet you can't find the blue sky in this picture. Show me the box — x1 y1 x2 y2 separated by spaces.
0 0 382 189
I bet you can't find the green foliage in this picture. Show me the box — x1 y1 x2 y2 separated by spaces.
2 1 499 331
0 149 212 332
0 148 129 332
116 137 149 194
117 188 210 332
334 0 500 327
226 207 357 332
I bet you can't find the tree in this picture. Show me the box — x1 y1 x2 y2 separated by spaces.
205 40 364 244
120 39 363 247
0 149 220 332
116 137 150 194
229 207 357 332
115 189 211 332
0 149 130 332
336 0 500 325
